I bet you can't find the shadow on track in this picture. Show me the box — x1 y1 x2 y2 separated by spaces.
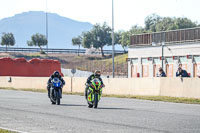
60 104 86 107
97 107 132 110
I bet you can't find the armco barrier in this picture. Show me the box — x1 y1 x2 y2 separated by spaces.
0 57 63 77
0 77 200 98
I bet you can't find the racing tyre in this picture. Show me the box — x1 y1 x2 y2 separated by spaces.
94 94 98 108
51 99 56 104
88 102 93 108
56 98 60 105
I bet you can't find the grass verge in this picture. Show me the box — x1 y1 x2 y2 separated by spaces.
103 94 200 104
0 87 46 93
0 128 16 133
0 87 83 96
0 87 200 104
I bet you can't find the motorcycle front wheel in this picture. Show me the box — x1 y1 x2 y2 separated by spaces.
56 98 60 105
56 91 60 105
94 94 98 108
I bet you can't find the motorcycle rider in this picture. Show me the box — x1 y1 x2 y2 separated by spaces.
85 70 104 99
47 71 65 98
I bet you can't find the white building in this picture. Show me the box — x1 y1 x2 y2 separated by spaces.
128 27 200 78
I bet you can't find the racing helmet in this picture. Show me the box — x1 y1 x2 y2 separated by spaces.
53 71 60 77
94 70 101 78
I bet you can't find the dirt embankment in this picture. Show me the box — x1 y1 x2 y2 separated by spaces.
0 52 128 77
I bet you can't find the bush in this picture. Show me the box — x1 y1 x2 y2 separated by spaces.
40 51 46 54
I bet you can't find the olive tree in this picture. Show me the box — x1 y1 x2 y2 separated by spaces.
1 32 15 52
27 33 47 54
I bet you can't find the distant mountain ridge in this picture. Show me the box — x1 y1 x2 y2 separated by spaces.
0 11 93 49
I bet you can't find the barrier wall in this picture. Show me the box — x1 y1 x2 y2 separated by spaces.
0 57 63 77
0 77 200 98
160 78 200 98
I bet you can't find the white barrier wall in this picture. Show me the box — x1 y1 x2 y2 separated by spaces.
0 76 200 98
102 78 161 96
0 77 48 90
0 77 72 92
160 78 200 98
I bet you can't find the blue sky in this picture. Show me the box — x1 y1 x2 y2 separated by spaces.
0 0 199 31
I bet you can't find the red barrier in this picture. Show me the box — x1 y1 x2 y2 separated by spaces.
0 57 63 77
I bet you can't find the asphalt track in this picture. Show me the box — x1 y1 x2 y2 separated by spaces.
0 89 200 133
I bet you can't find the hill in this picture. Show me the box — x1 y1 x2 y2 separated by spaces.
0 11 92 49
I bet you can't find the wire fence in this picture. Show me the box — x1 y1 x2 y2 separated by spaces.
0 47 126 55
62 60 128 78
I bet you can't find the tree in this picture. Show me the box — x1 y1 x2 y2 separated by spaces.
27 33 47 54
114 32 121 45
144 14 197 32
155 17 176 31
155 17 197 32
129 25 146 34
117 26 146 51
118 31 130 52
92 23 112 57
82 31 94 48
72 36 82 56
107 32 121 46
81 23 112 57
144 13 161 32
1 32 15 52
174 17 197 29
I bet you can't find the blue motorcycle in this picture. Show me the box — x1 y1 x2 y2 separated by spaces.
50 77 62 105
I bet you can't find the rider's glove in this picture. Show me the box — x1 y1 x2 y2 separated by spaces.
101 84 105 88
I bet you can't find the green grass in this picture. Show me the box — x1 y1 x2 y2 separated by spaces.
103 94 200 104
0 87 83 96
27 52 48 58
101 53 128 65
0 87 46 93
27 53 41 58
0 129 17 133
75 55 83 59
1 87 200 104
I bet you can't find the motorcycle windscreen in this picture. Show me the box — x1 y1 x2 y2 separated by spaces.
53 82 61 87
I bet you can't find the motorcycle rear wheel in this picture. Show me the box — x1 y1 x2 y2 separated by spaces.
51 99 56 104
88 104 93 108
88 101 93 108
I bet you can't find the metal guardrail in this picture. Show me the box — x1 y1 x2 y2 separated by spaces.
0 47 126 54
